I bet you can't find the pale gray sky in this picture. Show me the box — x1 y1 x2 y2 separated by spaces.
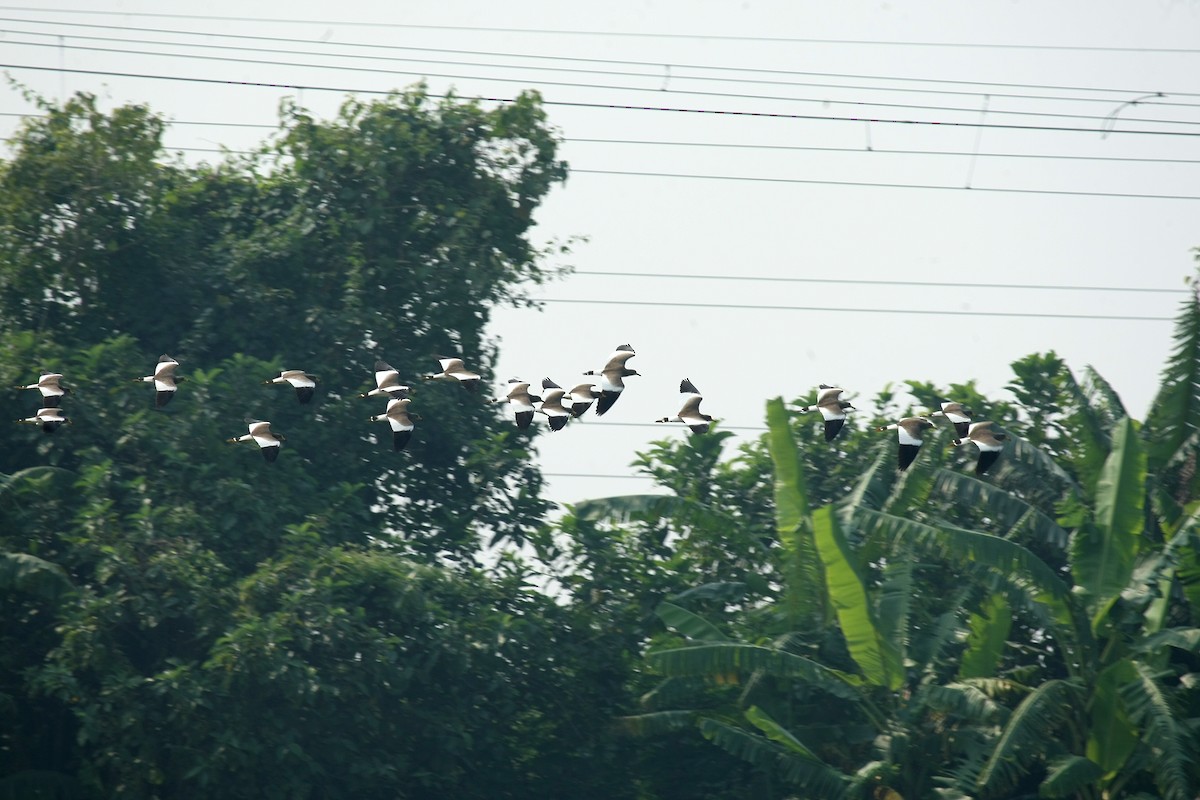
2 1 1197 506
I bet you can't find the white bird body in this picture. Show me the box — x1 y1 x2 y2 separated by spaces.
953 421 1007 475
361 360 409 399
15 372 69 407
798 385 854 441
537 379 571 431
226 418 285 462
493 379 540 429
930 401 972 439
15 406 70 434
656 378 713 434
424 356 481 391
876 416 935 470
266 369 319 404
369 397 417 451
585 344 639 416
567 382 599 417
137 355 182 408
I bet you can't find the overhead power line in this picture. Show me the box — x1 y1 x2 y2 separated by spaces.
539 298 1172 322
5 112 1198 169
570 270 1187 295
6 37 1197 128
4 62 1200 140
4 19 1200 108
2 7 1198 53
569 168 1200 201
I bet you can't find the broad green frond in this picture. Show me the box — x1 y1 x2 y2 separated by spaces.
0 552 74 604
959 593 1012 680
839 444 893 516
766 396 824 623
1136 627 1200 654
1073 417 1145 629
645 643 862 700
656 601 729 642
813 506 903 689
976 679 1081 795
699 717 849 799
572 493 723 524
931 469 1069 549
1121 661 1197 800
853 509 1071 603
616 710 698 737
1039 755 1103 798
745 705 817 757
1145 294 1200 471
921 682 1006 724
877 556 914 662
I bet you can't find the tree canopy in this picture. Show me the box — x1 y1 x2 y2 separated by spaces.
2 88 1198 800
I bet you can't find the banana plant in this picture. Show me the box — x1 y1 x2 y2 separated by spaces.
633 399 1027 799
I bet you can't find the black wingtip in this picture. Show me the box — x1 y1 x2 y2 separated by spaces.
897 443 921 471
296 386 315 404
975 450 1001 475
823 418 846 442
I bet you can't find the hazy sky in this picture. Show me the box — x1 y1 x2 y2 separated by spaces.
2 1 1197 506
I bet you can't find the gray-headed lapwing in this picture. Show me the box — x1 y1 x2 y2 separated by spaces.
584 344 639 416
537 379 571 431
798 385 855 441
15 371 70 408
424 356 481 392
929 401 972 439
953 421 1007 475
655 378 714 434
369 396 418 451
491 379 541 430
225 418 285 462
360 360 409 399
265 370 319 404
134 355 183 409
876 416 935 471
567 382 600 418
15 406 70 434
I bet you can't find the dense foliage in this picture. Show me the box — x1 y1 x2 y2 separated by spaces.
2 89 1198 800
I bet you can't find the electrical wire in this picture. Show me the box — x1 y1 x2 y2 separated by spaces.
6 112 1199 170
4 62 1200 140
569 168 1200 201
3 7 1198 53
538 298 1172 322
5 19 1200 109
569 270 1186 294
6 37 1198 128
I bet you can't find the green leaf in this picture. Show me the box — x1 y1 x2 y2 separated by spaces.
1072 417 1145 628
655 602 729 642
1086 660 1137 774
1039 755 1103 798
1145 294 1200 470
812 505 903 689
699 718 848 799
959 593 1012 680
0 552 74 604
616 710 697 737
744 705 817 757
645 643 862 701
765 397 823 624
1136 627 1200 654
932 468 1069 549
977 679 1081 795
1121 661 1194 800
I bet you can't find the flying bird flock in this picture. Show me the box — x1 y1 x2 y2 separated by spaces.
12 343 1006 474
